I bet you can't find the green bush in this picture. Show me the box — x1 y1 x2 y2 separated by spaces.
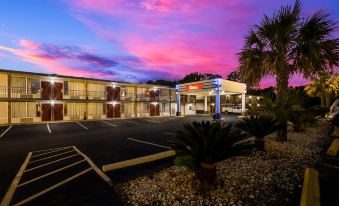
288 109 317 132
235 114 282 150
168 121 249 182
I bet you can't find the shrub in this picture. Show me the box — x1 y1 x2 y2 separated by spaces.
168 121 249 183
332 113 339 127
288 109 317 132
235 114 282 150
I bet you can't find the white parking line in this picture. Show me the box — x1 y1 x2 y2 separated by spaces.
163 132 176 136
73 146 113 186
30 150 76 163
76 122 88 130
13 168 92 206
32 147 68 153
18 159 86 188
144 119 161 124
0 126 12 138
46 124 51 134
0 152 32 206
101 121 118 127
122 119 139 125
127 138 171 149
31 147 71 158
25 154 80 172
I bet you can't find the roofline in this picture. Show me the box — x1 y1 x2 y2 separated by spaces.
0 68 174 89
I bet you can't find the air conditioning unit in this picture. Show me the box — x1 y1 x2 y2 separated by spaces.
70 116 80 120
20 94 33 99
20 118 33 123
93 115 101 119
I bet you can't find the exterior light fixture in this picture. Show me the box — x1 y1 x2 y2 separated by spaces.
238 95 241 98
51 100 55 105
152 102 158 105
257 104 260 106
249 96 252 99
221 91 225 94
257 97 260 100
50 77 55 85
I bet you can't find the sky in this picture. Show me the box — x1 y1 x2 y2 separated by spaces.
0 0 338 87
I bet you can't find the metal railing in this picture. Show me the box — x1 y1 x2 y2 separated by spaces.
87 91 106 98
11 87 41 98
64 89 86 98
0 86 7 98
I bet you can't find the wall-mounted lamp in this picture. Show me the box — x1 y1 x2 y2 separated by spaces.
51 100 55 105
50 77 55 85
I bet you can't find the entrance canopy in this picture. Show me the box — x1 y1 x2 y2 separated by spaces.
175 79 247 119
176 78 246 95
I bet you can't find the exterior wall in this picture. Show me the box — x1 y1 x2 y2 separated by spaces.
0 69 176 124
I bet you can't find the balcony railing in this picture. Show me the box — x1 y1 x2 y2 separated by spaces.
11 87 41 98
120 93 136 101
64 89 86 99
87 91 106 100
0 86 8 98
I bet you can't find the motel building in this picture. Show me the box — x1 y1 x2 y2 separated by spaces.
0 69 260 125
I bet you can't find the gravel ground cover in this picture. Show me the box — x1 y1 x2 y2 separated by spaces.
116 121 328 206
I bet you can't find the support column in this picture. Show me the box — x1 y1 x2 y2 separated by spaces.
8 74 11 124
241 93 246 115
204 96 208 113
134 86 138 117
176 92 181 116
215 89 221 119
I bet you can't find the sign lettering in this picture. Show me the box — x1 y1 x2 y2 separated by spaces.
186 84 203 90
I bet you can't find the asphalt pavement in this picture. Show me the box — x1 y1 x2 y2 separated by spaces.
0 114 239 206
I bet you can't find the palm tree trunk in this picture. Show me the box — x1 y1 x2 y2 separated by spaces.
276 71 289 142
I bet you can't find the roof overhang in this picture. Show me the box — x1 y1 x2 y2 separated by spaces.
176 78 246 96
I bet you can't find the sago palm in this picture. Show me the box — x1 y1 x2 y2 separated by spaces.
238 0 338 141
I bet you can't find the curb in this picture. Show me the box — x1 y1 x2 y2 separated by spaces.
102 150 176 172
326 138 339 156
300 168 320 206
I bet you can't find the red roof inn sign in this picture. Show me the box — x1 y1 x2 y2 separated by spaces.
186 84 203 90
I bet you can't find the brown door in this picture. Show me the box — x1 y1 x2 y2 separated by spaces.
107 104 113 118
114 104 121 118
150 90 159 101
41 81 51 100
41 104 51 121
210 105 215 113
54 82 63 100
150 104 160 116
155 104 160 116
113 87 120 101
107 86 113 100
54 104 63 121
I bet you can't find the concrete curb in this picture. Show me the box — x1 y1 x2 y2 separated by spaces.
326 138 339 156
300 168 320 206
102 150 176 172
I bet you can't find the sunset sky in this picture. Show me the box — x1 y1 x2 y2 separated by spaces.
0 0 338 87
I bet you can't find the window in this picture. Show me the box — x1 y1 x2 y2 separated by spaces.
65 102 86 116
28 78 40 94
12 76 26 94
87 103 104 115
11 102 37 118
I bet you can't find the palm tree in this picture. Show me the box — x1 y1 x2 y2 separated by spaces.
238 0 338 141
305 73 339 107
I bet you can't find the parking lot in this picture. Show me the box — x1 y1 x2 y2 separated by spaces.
0 114 238 205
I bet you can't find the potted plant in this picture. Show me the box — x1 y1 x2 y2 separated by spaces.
235 114 282 150
168 121 248 183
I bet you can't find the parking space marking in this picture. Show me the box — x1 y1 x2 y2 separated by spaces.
18 160 86 188
76 122 88 130
163 132 176 136
32 147 71 158
122 119 139 125
14 168 93 206
72 146 113 186
143 119 161 124
101 120 118 127
127 138 171 149
46 124 51 134
0 126 12 138
32 147 67 153
1 146 113 206
25 154 80 172
0 152 32 206
29 150 76 164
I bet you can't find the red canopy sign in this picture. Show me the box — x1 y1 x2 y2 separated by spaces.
186 84 203 90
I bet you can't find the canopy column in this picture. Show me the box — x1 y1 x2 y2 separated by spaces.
241 93 246 115
215 89 221 119
176 92 181 116
204 96 208 113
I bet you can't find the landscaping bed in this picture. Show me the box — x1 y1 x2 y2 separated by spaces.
116 121 328 206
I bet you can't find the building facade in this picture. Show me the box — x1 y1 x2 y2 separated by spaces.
0 69 261 124
0 69 177 124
